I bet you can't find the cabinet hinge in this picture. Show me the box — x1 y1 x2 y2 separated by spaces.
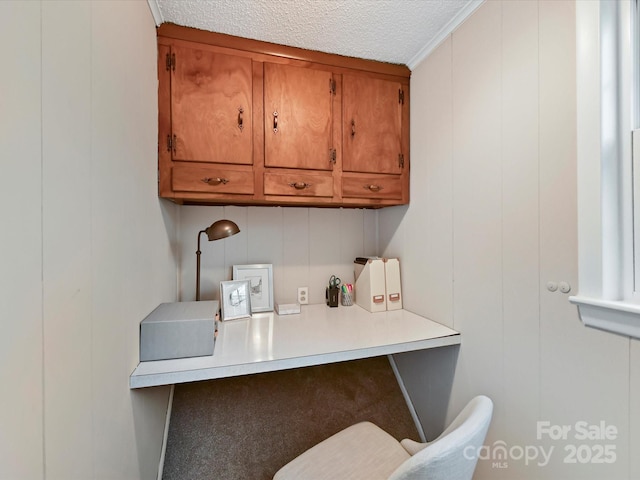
167 134 176 152
398 153 405 168
330 148 337 164
330 79 336 95
399 89 405 105
166 52 176 71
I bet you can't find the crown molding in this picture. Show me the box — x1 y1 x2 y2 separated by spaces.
147 0 163 26
407 0 485 71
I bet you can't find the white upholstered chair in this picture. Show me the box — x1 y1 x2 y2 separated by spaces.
273 395 493 480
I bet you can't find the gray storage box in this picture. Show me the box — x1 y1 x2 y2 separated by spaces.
140 301 218 361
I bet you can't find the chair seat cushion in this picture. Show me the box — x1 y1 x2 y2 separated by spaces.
273 422 410 480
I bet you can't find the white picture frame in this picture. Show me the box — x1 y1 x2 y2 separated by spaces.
232 264 274 313
219 279 252 321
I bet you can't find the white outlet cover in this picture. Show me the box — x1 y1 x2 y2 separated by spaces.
298 287 309 304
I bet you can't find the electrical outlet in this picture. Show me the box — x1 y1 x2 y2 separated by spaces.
297 287 309 305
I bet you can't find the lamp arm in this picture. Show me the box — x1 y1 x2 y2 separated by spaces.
195 229 206 301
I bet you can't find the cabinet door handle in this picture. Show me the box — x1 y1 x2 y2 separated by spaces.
201 177 229 186
273 111 278 133
364 184 382 192
238 107 244 131
289 182 311 190
351 119 356 137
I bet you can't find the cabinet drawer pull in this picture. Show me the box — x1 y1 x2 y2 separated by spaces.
237 107 244 131
364 184 382 192
289 182 311 190
201 177 229 186
351 119 356 137
273 111 278 133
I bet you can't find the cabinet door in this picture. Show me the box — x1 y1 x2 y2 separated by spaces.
171 45 252 165
264 63 334 170
343 74 403 174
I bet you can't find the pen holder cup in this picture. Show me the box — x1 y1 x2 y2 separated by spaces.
326 286 339 307
341 291 353 306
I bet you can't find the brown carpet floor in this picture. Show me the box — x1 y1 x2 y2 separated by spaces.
162 356 421 480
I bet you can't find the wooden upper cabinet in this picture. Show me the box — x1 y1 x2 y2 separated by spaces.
342 74 404 175
264 63 334 171
170 44 252 165
157 24 410 207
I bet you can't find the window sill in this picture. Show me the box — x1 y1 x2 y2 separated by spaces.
569 296 640 339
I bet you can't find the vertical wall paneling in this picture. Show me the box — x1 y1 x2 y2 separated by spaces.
391 1 640 478
0 2 44 478
3 1 177 479
42 2 93 478
363 209 378 256
177 207 376 307
378 205 406 261
500 0 541 466
247 207 284 301
386 34 456 448
421 34 454 327
405 36 453 325
307 209 340 305
538 1 629 477
222 206 250 278
91 2 135 473
450 0 504 440
90 1 176 478
338 208 365 286
282 208 310 304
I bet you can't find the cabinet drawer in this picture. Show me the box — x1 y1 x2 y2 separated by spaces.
342 175 403 200
172 165 254 194
264 171 333 197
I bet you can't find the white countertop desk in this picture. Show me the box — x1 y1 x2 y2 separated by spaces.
129 304 460 389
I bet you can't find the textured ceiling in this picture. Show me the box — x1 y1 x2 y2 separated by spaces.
153 0 478 69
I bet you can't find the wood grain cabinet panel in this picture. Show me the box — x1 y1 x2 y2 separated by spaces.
264 63 335 171
342 74 404 175
172 164 254 195
342 174 403 200
264 171 333 197
170 45 253 165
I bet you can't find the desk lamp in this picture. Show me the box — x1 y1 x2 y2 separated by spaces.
196 219 240 301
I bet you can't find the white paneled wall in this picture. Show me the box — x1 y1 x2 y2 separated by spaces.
449 1 504 445
1 2 179 479
381 1 638 478
177 207 377 306
500 0 540 461
90 3 178 479
407 35 454 328
42 3 93 476
0 2 44 478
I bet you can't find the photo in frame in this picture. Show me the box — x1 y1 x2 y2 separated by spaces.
219 279 252 321
232 264 274 313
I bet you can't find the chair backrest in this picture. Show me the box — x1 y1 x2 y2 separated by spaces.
388 395 493 480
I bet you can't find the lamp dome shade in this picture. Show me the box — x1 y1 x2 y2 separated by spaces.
205 219 240 241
